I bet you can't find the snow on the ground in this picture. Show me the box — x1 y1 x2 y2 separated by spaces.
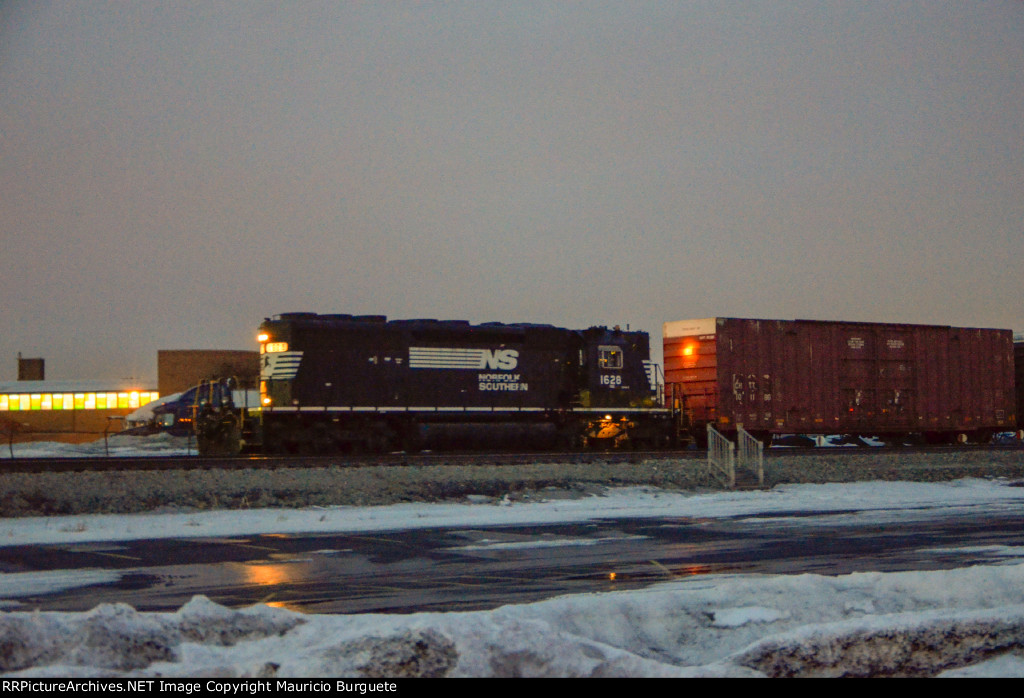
1 433 196 458
3 438 1024 677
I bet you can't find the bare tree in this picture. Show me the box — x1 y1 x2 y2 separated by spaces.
0 416 26 458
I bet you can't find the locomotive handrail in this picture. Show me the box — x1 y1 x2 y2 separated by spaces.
707 424 735 488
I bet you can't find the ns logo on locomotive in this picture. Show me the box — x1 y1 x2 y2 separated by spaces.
193 312 675 456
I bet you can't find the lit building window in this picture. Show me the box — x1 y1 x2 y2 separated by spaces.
0 389 158 411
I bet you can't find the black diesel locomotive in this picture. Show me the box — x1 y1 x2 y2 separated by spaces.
197 313 675 455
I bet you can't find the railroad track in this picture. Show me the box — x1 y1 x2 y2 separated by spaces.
1 443 1020 474
0 450 698 474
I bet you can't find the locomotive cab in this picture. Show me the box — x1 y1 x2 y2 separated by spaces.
578 326 664 448
578 326 655 408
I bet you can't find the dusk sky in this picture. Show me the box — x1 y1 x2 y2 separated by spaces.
2 1 1022 383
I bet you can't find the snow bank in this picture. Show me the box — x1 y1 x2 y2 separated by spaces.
4 564 1024 678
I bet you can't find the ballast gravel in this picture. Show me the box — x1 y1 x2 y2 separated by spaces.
1 450 1023 517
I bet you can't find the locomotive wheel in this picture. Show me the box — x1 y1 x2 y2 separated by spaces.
367 421 399 453
306 422 335 455
555 424 582 451
264 422 290 454
402 422 423 454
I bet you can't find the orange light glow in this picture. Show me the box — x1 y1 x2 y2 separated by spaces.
681 564 712 577
257 333 269 343
682 345 695 356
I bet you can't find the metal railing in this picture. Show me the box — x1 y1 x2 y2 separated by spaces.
737 426 764 488
707 424 735 488
644 360 665 405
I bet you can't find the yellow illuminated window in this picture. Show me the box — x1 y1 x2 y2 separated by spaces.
30 394 41 410
265 342 288 353
63 394 74 410
99 394 109 409
41 394 52 410
74 394 85 410
129 391 140 409
118 393 129 408
18 395 30 411
84 393 96 409
0 395 7 411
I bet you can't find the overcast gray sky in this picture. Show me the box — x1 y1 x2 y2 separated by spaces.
2 1 1022 383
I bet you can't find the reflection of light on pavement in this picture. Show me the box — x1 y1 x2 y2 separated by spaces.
228 560 305 587
263 600 299 610
227 560 313 613
680 564 712 577
246 563 295 586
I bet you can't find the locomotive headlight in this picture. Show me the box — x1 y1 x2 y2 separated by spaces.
258 333 269 343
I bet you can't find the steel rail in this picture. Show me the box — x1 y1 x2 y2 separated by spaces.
2 442 1021 475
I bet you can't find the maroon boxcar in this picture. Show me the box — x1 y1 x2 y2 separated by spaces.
1015 337 1024 430
664 317 1016 444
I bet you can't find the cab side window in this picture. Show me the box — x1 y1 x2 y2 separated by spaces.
599 346 623 370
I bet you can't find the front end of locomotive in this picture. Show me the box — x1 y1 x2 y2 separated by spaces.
257 314 308 411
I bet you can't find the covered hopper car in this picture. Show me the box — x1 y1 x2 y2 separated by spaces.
664 317 1016 446
196 313 674 455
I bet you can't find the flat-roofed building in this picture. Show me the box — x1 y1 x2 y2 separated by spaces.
0 379 159 444
158 350 259 396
